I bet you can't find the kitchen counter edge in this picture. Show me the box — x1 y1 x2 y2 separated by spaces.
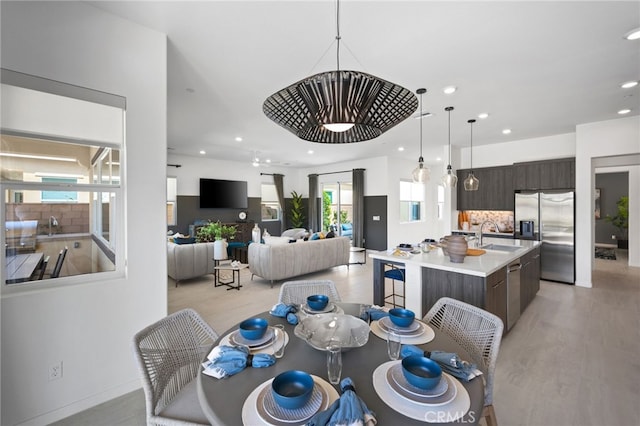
369 237 541 277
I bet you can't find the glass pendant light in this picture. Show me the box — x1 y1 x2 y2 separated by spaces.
442 106 458 187
412 88 430 183
463 119 480 191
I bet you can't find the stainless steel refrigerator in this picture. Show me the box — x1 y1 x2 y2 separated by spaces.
515 190 575 284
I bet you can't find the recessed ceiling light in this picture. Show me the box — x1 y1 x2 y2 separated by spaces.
621 81 639 89
252 161 260 167
398 147 405 151
308 150 314 154
436 157 442 162
478 113 489 119
502 129 512 135
618 109 631 115
199 150 206 155
443 86 457 95
266 159 271 163
235 136 243 142
624 28 640 40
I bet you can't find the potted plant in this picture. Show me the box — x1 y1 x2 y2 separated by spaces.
196 221 236 259
195 221 220 243
605 196 628 249
289 191 305 228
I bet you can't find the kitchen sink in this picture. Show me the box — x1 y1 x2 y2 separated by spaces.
481 244 522 252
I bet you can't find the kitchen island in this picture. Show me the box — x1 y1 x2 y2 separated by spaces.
369 237 541 331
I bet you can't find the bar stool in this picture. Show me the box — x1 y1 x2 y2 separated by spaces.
383 264 405 308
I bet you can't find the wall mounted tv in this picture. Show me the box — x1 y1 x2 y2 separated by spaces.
199 178 248 209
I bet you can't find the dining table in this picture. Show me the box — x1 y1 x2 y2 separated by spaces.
197 303 484 425
5 252 44 284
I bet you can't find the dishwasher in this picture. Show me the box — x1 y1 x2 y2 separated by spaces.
507 260 521 330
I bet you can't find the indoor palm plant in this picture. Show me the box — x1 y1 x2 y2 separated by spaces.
289 191 305 228
605 196 628 249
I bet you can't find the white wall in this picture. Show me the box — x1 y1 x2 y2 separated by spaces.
459 133 576 169
167 153 299 197
1 2 167 425
575 116 640 287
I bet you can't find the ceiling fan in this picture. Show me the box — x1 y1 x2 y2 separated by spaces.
251 151 271 168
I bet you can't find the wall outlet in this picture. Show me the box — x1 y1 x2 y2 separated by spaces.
48 361 63 381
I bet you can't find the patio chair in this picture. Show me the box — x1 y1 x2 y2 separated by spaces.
423 297 504 426
132 308 218 426
278 280 342 305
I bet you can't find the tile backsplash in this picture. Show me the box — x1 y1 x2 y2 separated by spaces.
463 211 514 233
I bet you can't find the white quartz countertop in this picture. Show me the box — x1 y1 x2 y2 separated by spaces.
369 237 541 277
453 229 515 237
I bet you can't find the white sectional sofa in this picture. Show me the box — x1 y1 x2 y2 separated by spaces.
167 241 216 285
248 236 351 286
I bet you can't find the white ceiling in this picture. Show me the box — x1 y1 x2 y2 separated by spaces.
88 1 640 168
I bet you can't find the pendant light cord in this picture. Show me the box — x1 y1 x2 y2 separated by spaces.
335 0 341 71
470 121 473 171
419 92 423 158
448 108 452 164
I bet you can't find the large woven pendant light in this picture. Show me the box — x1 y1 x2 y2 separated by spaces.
412 88 430 183
442 106 458 187
463 119 480 191
262 0 417 144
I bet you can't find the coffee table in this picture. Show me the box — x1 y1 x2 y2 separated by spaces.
214 262 248 290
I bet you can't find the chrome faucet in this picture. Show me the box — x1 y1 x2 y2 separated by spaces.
478 220 500 247
48 216 58 236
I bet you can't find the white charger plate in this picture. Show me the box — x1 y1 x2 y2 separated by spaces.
387 364 457 405
370 320 435 345
242 375 339 426
220 329 289 355
378 316 423 336
373 361 470 423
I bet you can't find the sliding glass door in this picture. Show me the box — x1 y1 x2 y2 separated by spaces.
321 182 353 240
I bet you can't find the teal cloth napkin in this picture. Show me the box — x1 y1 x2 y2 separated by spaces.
306 378 376 426
202 345 275 379
400 345 482 381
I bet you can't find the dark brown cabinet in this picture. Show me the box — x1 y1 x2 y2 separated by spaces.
484 267 507 330
514 158 575 190
520 246 541 311
456 165 514 211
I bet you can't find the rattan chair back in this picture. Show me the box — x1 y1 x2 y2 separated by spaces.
132 308 218 425
278 280 342 305
424 297 503 407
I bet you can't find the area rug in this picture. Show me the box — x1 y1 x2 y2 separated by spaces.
595 247 617 260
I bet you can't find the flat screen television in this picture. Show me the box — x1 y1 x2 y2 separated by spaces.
199 178 248 209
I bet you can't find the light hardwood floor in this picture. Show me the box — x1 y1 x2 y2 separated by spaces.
53 250 639 426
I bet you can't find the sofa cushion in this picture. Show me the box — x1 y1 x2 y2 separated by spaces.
281 228 307 239
173 236 196 244
263 236 292 245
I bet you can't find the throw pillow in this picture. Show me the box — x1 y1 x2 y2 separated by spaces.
310 233 320 241
325 231 335 238
263 236 292 245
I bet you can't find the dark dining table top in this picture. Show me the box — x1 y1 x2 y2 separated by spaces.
5 252 43 283
197 303 483 425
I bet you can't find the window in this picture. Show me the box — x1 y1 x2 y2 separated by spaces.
167 176 177 226
437 184 445 220
399 180 424 223
41 177 78 202
261 183 280 221
1 69 125 287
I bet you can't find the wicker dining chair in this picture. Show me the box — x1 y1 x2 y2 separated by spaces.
132 308 218 426
423 297 504 426
278 280 342 305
